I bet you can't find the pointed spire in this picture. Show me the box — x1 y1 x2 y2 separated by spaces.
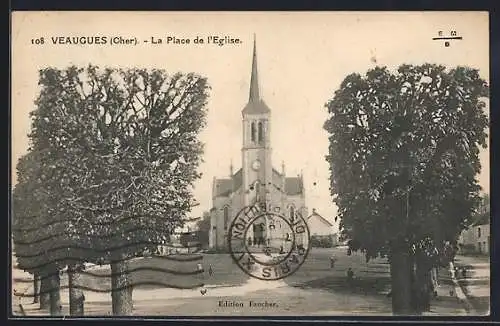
242 34 270 115
249 34 260 102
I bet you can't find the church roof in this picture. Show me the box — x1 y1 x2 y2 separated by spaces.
285 177 303 196
272 168 283 188
214 179 232 197
214 168 243 197
214 168 303 197
242 35 271 115
242 99 271 115
233 168 243 189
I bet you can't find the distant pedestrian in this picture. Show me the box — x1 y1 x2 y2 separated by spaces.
197 262 204 273
347 268 354 285
330 254 337 268
461 267 467 279
208 264 214 277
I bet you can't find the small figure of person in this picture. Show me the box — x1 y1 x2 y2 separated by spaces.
461 267 467 279
197 262 204 273
208 264 214 277
347 267 354 285
330 254 337 269
248 237 253 246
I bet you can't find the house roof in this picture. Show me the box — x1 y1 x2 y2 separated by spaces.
308 211 334 227
472 211 490 226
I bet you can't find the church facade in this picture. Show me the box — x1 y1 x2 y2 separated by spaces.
209 38 307 250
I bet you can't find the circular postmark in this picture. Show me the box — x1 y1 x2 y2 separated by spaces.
228 202 311 281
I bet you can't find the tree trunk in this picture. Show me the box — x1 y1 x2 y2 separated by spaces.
33 272 39 304
68 264 85 316
415 256 433 313
39 273 50 310
389 248 413 315
111 257 133 315
49 271 62 316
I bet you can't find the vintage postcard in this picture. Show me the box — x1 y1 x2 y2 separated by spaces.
10 11 490 317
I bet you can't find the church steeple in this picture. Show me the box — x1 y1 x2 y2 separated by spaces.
249 34 260 102
242 34 271 115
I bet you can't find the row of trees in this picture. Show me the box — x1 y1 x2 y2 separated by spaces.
324 64 489 314
12 66 210 315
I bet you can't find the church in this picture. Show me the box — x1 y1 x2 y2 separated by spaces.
209 37 307 250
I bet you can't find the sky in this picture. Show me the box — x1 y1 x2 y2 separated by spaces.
11 12 490 232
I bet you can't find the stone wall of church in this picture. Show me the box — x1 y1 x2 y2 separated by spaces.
211 195 230 249
283 195 308 248
209 187 247 250
284 195 308 219
230 188 244 216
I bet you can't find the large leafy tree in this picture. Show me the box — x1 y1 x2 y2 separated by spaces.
12 139 72 315
21 65 210 315
324 64 488 314
12 150 60 312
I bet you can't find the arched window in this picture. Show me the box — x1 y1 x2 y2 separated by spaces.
258 121 264 143
223 206 229 230
251 122 256 142
289 206 295 219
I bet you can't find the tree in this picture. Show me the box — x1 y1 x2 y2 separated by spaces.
324 64 488 314
12 149 67 315
27 65 210 315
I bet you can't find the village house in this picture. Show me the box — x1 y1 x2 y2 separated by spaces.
307 209 338 247
457 211 490 255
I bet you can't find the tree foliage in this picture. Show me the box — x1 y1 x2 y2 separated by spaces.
25 65 210 264
324 64 489 260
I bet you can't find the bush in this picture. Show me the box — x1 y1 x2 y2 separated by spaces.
459 243 480 255
311 235 334 248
